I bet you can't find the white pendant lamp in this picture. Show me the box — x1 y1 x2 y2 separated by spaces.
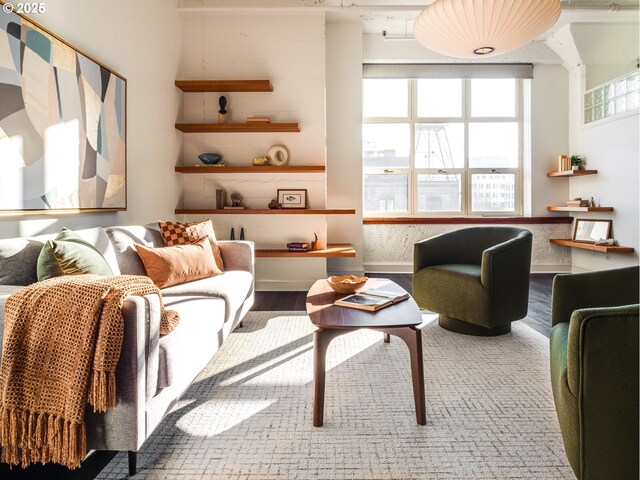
413 0 561 58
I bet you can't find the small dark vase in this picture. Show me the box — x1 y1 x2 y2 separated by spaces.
240 228 245 240
198 153 223 165
230 228 235 240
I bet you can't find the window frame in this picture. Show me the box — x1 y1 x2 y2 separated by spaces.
362 78 524 218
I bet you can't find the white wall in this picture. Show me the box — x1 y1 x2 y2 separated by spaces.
326 22 364 275
0 0 182 238
568 67 639 272
178 13 328 290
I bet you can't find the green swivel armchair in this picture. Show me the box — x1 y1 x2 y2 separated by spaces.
412 226 533 336
550 266 639 480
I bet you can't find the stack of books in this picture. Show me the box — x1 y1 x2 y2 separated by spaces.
246 116 271 123
287 242 309 252
567 199 589 207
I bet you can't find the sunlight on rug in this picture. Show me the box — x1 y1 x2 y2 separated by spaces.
98 311 573 480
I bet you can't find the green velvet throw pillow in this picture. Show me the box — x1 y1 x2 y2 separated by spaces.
36 228 114 281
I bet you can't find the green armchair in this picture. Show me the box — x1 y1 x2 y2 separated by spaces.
412 226 532 336
550 266 639 480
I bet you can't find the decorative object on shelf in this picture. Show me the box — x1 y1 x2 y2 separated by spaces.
571 155 582 171
594 238 618 246
240 228 245 240
229 228 235 240
277 189 307 209
311 233 318 251
198 153 223 165
0 6 127 213
558 155 570 171
413 0 560 58
218 96 228 123
267 145 289 166
573 219 612 243
268 199 282 209
222 192 245 210
252 156 270 166
589 196 596 208
246 116 271 123
216 189 226 209
326 275 369 295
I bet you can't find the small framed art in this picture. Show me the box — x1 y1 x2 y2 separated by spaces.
573 219 612 243
277 189 307 209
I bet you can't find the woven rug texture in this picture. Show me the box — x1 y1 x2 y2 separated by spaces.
98 311 573 480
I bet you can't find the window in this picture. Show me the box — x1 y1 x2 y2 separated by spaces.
363 77 524 216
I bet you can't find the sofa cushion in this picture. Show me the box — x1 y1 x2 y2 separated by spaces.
105 225 164 276
156 296 226 389
157 220 225 271
134 238 222 288
37 228 114 280
0 228 120 285
161 271 253 325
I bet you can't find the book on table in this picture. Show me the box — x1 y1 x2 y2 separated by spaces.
334 289 409 312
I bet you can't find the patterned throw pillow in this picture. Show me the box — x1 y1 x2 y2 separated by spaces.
157 220 225 271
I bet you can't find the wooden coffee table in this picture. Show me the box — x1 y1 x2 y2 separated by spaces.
306 277 425 427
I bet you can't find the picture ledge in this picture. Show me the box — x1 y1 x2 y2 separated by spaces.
363 217 573 225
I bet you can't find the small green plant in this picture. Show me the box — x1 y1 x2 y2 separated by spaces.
571 155 582 166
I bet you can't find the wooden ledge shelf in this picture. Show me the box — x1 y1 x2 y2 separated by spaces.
550 239 634 253
175 165 325 174
547 206 613 212
175 208 355 215
547 170 598 177
175 80 273 92
175 122 300 133
363 216 573 225
256 244 356 258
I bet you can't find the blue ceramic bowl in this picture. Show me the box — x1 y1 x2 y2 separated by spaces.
198 153 223 165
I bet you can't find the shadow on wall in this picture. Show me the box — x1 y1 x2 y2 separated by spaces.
0 212 123 239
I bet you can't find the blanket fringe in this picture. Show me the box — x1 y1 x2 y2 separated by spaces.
88 370 117 412
0 405 86 469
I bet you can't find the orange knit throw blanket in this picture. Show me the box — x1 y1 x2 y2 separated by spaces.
0 275 179 469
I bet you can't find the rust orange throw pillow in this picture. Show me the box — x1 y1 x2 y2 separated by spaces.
134 238 222 288
157 220 225 271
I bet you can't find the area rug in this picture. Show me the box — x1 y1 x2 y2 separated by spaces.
98 312 573 480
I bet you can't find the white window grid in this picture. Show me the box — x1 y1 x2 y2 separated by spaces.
363 78 524 217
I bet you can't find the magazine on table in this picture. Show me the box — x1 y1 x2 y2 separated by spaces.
334 289 409 312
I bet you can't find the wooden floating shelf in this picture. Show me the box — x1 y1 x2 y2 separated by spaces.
547 206 613 212
175 208 355 215
175 80 273 93
175 122 300 133
175 165 325 174
547 170 598 177
255 244 356 258
550 239 634 253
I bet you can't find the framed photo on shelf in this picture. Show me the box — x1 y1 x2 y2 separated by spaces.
573 219 612 243
277 189 307 209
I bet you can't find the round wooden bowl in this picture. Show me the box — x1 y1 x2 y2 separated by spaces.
327 275 368 294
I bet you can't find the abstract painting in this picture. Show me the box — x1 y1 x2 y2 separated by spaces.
0 3 126 212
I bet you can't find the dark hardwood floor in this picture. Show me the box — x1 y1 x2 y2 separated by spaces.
253 273 557 337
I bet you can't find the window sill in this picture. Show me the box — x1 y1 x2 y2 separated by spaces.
363 216 573 225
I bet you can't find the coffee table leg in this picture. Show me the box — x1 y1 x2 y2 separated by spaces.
379 326 426 426
383 333 391 343
313 328 347 427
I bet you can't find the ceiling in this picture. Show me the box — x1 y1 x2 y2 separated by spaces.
178 0 639 38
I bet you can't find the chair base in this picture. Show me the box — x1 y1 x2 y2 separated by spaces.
438 315 511 336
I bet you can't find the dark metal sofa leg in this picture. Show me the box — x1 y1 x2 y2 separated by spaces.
128 451 137 476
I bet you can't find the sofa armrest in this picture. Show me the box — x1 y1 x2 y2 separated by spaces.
218 240 255 274
85 293 161 451
551 266 639 327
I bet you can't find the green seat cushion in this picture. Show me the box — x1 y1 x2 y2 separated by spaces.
37 228 114 281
